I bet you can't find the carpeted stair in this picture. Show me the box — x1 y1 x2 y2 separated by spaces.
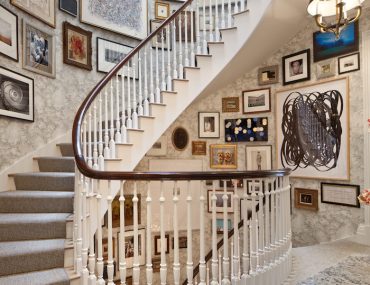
0 143 74 285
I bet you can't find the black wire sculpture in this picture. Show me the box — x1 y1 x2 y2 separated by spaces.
281 90 343 172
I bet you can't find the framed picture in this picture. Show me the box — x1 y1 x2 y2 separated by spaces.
199 14 215 31
146 136 167 156
106 194 141 228
101 237 116 261
222 97 239 112
207 190 234 213
118 229 146 269
63 22 92 70
0 66 34 122
80 0 148 39
174 11 196 42
154 234 169 255
152 256 161 272
22 21 55 78
172 127 189 151
192 141 206 155
282 49 311 85
245 145 272 171
172 236 187 249
316 59 335 79
150 20 171 50
338 52 360 75
59 0 77 17
258 65 278 85
219 179 243 188
313 21 359 62
96 37 137 78
155 1 170 20
0 4 18 61
103 261 116 280
216 218 232 234
321 183 360 208
294 188 319 211
210 144 237 169
242 88 271 114
225 117 268 142
11 0 55 28
276 77 349 180
198 112 220 138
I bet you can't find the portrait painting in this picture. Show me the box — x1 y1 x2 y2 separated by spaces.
0 5 18 61
11 0 55 27
282 49 311 85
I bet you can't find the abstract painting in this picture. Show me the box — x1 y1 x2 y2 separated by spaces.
225 117 268 142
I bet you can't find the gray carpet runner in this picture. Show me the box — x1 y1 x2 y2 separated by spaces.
0 143 74 285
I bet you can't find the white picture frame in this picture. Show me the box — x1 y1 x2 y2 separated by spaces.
198 112 220 138
118 229 146 269
207 190 234 213
316 59 336 79
0 4 18 61
245 145 272 171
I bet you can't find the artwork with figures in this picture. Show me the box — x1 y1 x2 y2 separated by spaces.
225 117 268 142
245 145 272 171
118 229 145 269
210 144 237 169
276 78 349 180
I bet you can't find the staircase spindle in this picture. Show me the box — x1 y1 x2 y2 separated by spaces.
166 25 172 91
210 181 218 285
126 62 133 129
93 101 99 170
119 181 127 284
88 189 97 284
241 180 251 283
221 0 226 29
97 94 104 170
133 182 140 284
257 180 265 278
232 182 240 283
234 0 238 14
149 44 155 104
178 15 184 79
196 0 201 54
115 74 122 143
190 3 195 66
160 181 167 285
240 0 245 11
250 182 258 279
270 180 276 266
96 186 105 285
199 181 206 284
107 181 115 285
138 51 144 116
161 29 166 91
87 110 93 168
81 176 89 284
132 61 139 129
202 0 207 54
155 38 161 103
144 46 150 115
228 0 232 28
209 0 214 42
173 21 178 79
104 88 110 158
264 180 272 274
184 9 189 67
75 172 83 276
109 81 116 158
215 0 220 41
222 182 230 284
120 72 127 143
146 183 153 284
173 182 180 284
186 181 193 285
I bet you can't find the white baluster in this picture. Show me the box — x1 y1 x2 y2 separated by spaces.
234 0 239 14
96 185 105 285
155 36 161 103
87 110 92 168
257 180 265 277
190 3 195 66
270 181 276 265
120 70 127 143
119 181 127 284
202 0 207 54
75 171 83 275
92 101 99 170
115 74 122 143
161 29 166 91
98 94 104 170
132 60 139 129
250 183 258 280
160 181 167 285
88 197 97 281
127 62 133 129
178 15 184 79
184 9 189 67
199 182 206 284
209 0 214 42
166 25 172 91
196 0 202 54
133 182 140 284
81 176 89 285
149 44 155 104
138 51 144 116
218 252 222 283
109 81 116 158
210 181 218 285
264 180 272 278
146 183 153 284
228 0 232 28
215 0 220 41
241 180 251 283
240 0 245 12
173 182 180 284
186 181 193 285
221 0 226 29
232 182 240 285
222 182 230 285
104 88 110 158
173 21 178 79
107 181 114 285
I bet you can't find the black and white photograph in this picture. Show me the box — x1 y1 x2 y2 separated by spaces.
59 0 78 17
0 4 18 61
282 49 311 85
118 229 145 269
207 190 234 213
245 145 272 171
0 66 34 121
300 193 313 204
294 188 318 211
150 20 171 50
242 88 271 114
198 112 220 138
338 52 360 74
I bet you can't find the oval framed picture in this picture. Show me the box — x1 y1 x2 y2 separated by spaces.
172 127 189 151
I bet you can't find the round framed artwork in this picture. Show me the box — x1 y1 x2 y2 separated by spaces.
172 127 189 151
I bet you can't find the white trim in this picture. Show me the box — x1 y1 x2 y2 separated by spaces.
363 29 370 188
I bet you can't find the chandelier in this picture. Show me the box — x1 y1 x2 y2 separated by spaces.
307 0 364 38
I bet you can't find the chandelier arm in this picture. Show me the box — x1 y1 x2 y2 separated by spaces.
347 6 362 24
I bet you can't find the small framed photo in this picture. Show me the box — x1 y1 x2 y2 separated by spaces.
192 141 206 155
11 0 55 28
198 112 220 138
222 97 239 112
245 145 272 171
150 20 171 50
242 88 271 114
155 1 170 20
146 136 167 156
154 234 170 255
119 229 146 269
22 21 55 78
282 49 311 85
59 0 77 17
105 194 142 228
210 144 237 169
321 183 360 208
207 189 234 213
172 127 189 151
0 4 18 61
258 65 278 85
316 59 335 79
216 218 232 234
219 179 243 188
0 66 34 122
172 236 187 249
63 21 92 70
294 188 318 211
338 52 360 74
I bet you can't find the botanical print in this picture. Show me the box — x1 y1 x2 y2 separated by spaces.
67 30 87 64
0 18 12 45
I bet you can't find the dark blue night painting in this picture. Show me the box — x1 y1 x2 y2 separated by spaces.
225 117 268 142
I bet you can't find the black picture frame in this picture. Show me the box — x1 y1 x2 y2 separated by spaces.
0 4 19 62
59 0 77 17
321 182 360 208
338 52 360 75
282 49 311 85
172 127 189 151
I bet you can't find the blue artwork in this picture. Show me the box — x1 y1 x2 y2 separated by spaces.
225 117 268 142
313 22 359 62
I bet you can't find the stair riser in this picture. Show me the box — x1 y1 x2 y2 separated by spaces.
64 247 73 268
58 144 74 157
37 159 75 173
66 220 73 239
13 175 74 191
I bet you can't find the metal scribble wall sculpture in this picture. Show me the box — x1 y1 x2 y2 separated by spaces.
281 90 343 171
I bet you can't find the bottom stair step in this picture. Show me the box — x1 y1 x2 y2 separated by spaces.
0 268 69 285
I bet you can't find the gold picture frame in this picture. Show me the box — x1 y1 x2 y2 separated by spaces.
222 97 240 112
210 144 237 169
155 1 170 20
192 141 206 155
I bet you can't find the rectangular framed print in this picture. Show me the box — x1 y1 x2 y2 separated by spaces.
150 20 171 50
216 218 232 234
258 65 278 85
207 190 234 213
245 145 272 171
154 234 169 255
118 229 146 269
155 1 170 20
282 49 311 85
338 52 360 75
192 141 206 155
321 182 360 208
210 144 237 169
11 0 55 28
222 97 239 112
225 117 268 142
294 188 319 211
23 21 55 78
0 66 34 122
316 59 335 79
0 4 18 61
80 0 148 39
198 112 220 138
242 88 271 114
59 0 77 17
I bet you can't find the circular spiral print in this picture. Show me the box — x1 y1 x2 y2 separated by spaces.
0 81 28 112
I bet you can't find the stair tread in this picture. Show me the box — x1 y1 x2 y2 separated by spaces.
34 157 74 160
0 268 69 285
0 213 70 223
10 172 75 177
0 238 66 257
0 190 74 198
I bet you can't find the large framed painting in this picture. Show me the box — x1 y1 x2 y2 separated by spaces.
80 0 148 40
276 77 349 180
313 21 359 62
225 117 268 142
0 4 18 61
0 66 34 122
11 0 55 28
23 21 55 78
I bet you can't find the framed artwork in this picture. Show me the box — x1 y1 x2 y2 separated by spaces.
152 256 161 272
198 112 220 138
338 52 360 75
276 77 349 180
0 4 18 61
63 22 92 70
22 21 55 78
11 0 55 28
192 141 206 155
199 14 215 31
59 0 77 17
155 1 170 20
216 218 232 234
150 20 171 50
294 188 319 211
80 0 148 39
210 144 237 169
101 237 116 261
258 65 278 85
219 179 243 188
118 229 146 269
282 49 311 85
106 194 141 228
172 236 187 249
0 66 34 122
174 11 196 42
225 117 268 142
242 88 271 114
313 21 359 62
146 136 167 156
154 234 170 255
172 127 189 151
222 97 239 112
245 145 272 171
321 183 360 208
96 37 137 78
207 190 234 213
316 59 335 79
